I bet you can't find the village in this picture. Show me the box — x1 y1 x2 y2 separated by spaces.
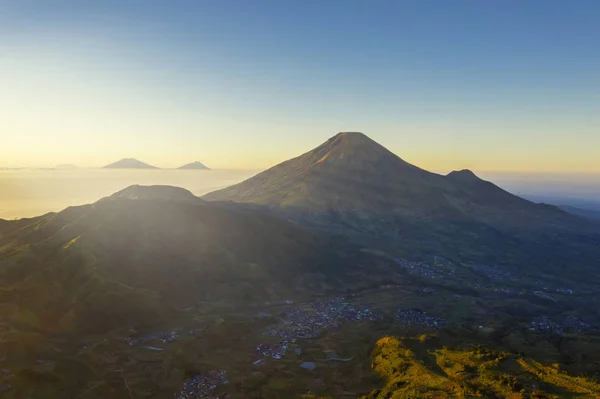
175 370 228 399
395 309 449 329
531 316 598 335
115 257 597 399
258 298 383 359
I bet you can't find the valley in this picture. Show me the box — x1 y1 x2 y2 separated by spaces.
5 1 600 396
1 133 599 398
1 251 599 398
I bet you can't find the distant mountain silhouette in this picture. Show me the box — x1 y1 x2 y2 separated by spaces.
55 164 78 169
178 161 210 170
103 158 158 169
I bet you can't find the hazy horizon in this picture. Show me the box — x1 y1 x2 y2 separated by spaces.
2 167 599 220
2 2 600 172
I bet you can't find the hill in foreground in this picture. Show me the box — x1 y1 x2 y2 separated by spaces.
178 161 210 170
102 158 158 169
0 185 378 334
362 335 600 399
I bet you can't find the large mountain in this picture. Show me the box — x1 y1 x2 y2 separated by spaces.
102 158 158 169
204 133 546 213
204 132 600 273
0 185 377 334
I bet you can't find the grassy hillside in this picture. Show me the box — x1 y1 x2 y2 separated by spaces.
0 185 382 334
363 335 600 398
203 133 600 283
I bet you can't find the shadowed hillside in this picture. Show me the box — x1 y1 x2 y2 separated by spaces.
204 132 577 225
0 185 380 334
204 132 600 281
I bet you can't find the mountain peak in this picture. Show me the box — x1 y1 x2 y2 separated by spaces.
333 131 368 139
105 185 202 203
103 158 158 169
329 131 378 148
203 131 445 211
310 131 401 163
447 169 480 181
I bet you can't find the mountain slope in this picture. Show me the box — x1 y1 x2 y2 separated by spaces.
0 185 379 334
102 158 158 169
178 161 210 170
559 205 600 221
204 132 568 220
204 132 600 276
204 132 459 215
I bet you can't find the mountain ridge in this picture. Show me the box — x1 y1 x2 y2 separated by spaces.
103 184 202 203
203 132 568 220
203 132 600 276
0 185 378 333
203 132 458 214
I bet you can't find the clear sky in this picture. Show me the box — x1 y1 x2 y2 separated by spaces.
1 1 599 171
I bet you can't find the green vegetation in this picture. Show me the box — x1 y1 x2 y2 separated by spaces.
203 132 600 285
362 336 600 399
1 133 600 398
0 185 386 334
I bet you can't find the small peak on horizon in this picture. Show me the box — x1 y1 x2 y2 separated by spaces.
107 184 201 202
447 169 480 180
178 161 211 170
102 158 158 169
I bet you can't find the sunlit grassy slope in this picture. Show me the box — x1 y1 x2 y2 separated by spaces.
362 335 600 399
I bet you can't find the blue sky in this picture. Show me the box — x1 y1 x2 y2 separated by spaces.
0 1 599 171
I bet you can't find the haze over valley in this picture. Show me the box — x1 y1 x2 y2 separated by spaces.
0 169 257 219
1 165 598 221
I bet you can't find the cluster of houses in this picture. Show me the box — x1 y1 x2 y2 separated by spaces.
256 298 382 362
255 342 289 360
394 257 454 280
531 316 565 335
531 316 597 335
563 316 596 333
471 264 517 281
395 309 449 330
472 284 524 295
263 298 382 343
125 328 199 346
125 330 179 346
175 370 228 399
